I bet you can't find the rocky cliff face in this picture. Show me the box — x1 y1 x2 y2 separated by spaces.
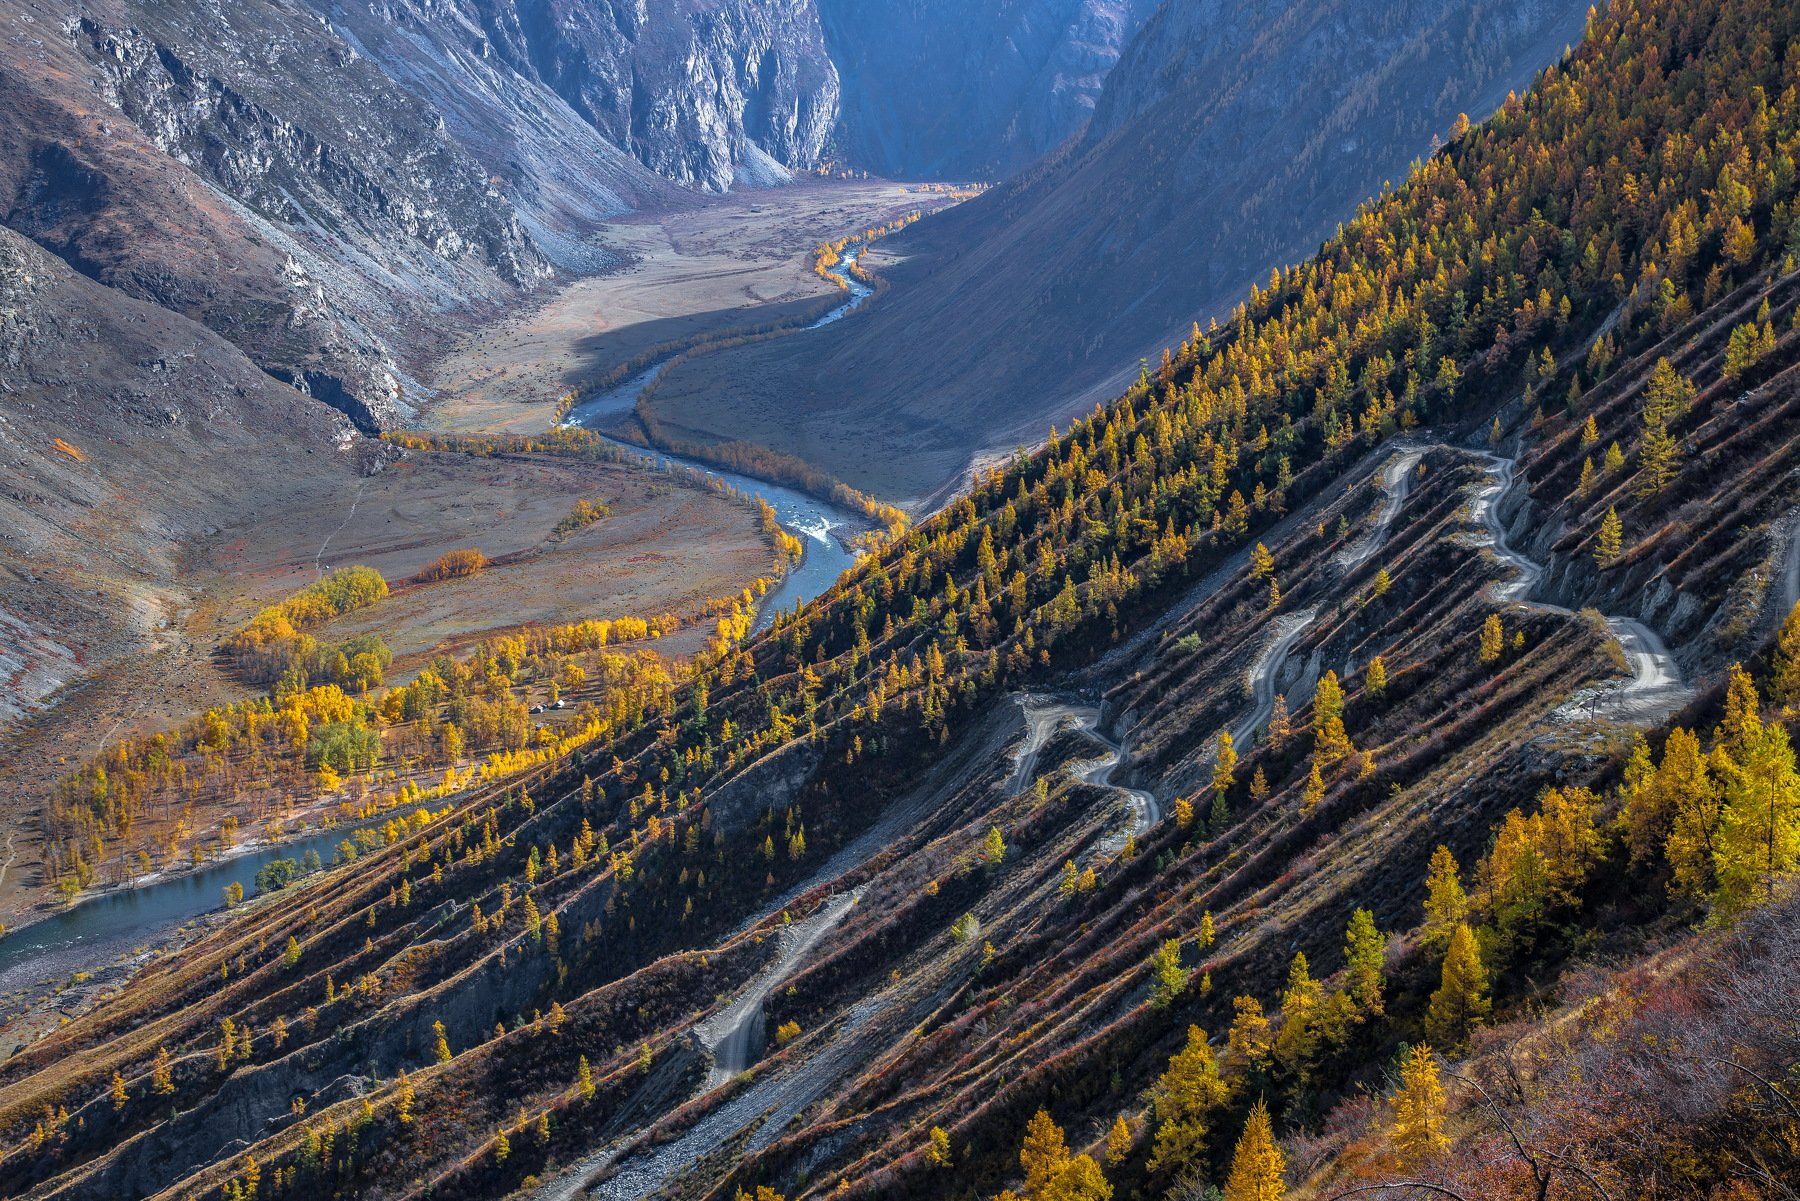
820 0 1159 179
0 0 844 432
312 0 839 198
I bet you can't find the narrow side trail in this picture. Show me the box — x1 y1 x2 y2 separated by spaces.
1335 443 1425 571
1232 608 1320 748
1013 696 1159 837
538 893 868 1201
1468 446 1691 724
1232 440 1422 747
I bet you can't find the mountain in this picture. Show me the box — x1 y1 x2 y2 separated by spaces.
0 222 374 786
307 0 840 199
4 0 1797 1197
0 0 1156 436
819 0 1160 180
633 0 1591 502
0 0 554 431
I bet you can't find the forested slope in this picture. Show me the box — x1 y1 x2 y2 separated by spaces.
4 0 1800 1198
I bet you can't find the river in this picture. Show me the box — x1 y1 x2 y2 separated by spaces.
0 820 368 995
0 248 880 997
563 246 874 634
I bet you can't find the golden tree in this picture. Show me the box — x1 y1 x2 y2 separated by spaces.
1222 1100 1286 1201
1343 907 1386 1015
1478 614 1504 666
1389 1043 1451 1164
1594 506 1623 564
1148 1024 1229 1175
1425 923 1490 1047
1421 845 1468 952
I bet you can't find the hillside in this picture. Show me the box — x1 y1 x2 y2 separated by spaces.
634 0 1589 502
3 1 1800 1199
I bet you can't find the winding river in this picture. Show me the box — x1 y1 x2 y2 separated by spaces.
564 247 874 634
0 250 881 996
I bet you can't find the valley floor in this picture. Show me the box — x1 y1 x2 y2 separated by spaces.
423 182 946 436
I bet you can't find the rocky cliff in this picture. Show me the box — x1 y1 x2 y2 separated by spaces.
309 0 840 200
0 0 849 432
0 0 559 430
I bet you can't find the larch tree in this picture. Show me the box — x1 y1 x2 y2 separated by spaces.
1212 731 1238 797
1267 694 1291 748
1312 671 1351 762
1274 952 1324 1070
1365 655 1388 697
1105 1116 1133 1166
1249 542 1275 582
1343 907 1387 1015
1226 996 1273 1081
1301 760 1326 812
1712 721 1800 914
1222 1100 1287 1201
1635 418 1681 497
1389 1044 1451 1164
1150 938 1189 1007
152 1046 174 1095
1425 923 1490 1048
1595 506 1623 564
1421 845 1468 951
1148 1024 1230 1176
1043 1155 1113 1201
1719 664 1764 756
1478 614 1504 665
1769 602 1800 708
1019 1109 1113 1201
1020 1108 1071 1197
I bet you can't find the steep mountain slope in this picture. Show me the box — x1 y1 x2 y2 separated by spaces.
0 224 378 903
0 222 369 713
308 0 840 200
0 0 550 430
4 1 1799 1199
819 0 1159 180
638 0 1589 501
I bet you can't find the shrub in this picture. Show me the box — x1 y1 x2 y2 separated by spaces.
415 548 489 582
